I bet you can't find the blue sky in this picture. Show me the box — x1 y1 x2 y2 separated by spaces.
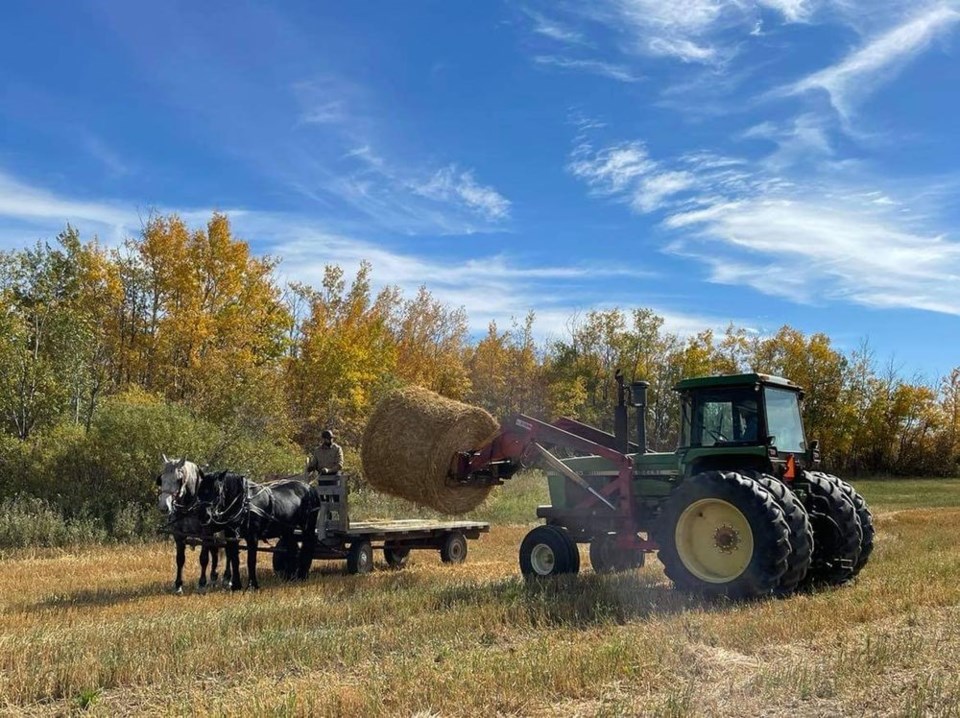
1 0 958 377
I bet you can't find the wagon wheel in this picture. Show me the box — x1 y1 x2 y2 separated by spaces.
347 540 374 575
384 544 411 569
272 536 298 577
440 532 468 564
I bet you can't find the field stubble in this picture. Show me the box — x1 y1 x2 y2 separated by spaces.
1 479 960 716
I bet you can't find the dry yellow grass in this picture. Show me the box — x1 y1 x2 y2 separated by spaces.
1 482 960 716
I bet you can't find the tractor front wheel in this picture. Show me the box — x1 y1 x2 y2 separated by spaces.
520 525 580 578
656 471 790 599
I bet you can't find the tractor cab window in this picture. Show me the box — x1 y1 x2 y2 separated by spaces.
763 387 805 453
682 388 761 447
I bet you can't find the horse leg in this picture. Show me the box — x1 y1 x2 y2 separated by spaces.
210 538 220 584
247 528 259 590
222 539 234 587
228 531 242 591
175 539 186 595
198 543 209 589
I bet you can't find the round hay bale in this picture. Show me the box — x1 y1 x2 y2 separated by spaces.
361 386 500 515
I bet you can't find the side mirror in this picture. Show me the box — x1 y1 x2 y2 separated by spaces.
765 435 777 446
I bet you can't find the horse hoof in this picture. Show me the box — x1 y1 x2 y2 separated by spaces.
198 580 207 589
174 586 184 595
210 573 219 583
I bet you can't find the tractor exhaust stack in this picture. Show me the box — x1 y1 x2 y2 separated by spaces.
630 380 650 454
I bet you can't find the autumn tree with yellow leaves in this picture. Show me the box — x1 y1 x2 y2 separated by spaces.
1 210 958 503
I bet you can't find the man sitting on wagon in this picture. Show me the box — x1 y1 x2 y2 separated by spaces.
307 429 343 477
307 429 344 541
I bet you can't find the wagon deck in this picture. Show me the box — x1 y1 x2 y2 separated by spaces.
303 477 488 572
176 475 489 575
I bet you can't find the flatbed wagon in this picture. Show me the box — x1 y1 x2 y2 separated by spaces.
299 475 488 574
180 475 489 576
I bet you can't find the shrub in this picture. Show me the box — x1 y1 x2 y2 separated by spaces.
0 389 305 545
0 495 106 549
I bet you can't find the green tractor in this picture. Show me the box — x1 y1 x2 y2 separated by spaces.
497 372 874 597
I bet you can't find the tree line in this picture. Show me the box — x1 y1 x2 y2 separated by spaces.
0 212 957 531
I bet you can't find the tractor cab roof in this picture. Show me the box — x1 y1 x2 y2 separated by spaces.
673 372 801 393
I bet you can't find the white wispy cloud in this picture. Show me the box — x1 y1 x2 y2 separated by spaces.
412 166 512 223
741 113 834 167
81 135 130 177
758 0 815 23
560 0 826 65
782 4 960 118
0 170 134 241
668 196 960 313
226 213 733 342
523 8 587 44
298 100 348 125
287 77 512 233
568 141 655 194
569 142 696 212
567 135 960 315
0 168 255 250
632 170 697 212
291 77 361 128
533 55 641 82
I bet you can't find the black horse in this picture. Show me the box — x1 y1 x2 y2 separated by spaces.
157 457 231 593
209 473 319 590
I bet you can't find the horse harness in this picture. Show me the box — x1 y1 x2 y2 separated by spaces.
209 477 309 530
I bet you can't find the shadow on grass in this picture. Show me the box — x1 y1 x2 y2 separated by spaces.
27 580 184 611
21 556 432 612
432 571 744 628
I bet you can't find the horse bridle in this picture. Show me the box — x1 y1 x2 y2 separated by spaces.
208 478 281 527
161 466 214 527
209 476 251 526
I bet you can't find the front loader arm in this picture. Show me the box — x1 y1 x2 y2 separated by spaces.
448 414 633 510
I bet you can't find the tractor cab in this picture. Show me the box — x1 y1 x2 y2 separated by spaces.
674 373 818 478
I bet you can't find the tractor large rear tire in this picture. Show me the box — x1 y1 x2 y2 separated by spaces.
813 472 874 577
799 472 861 588
656 471 790 599
743 471 814 595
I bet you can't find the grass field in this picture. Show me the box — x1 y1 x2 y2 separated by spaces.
2 476 960 716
